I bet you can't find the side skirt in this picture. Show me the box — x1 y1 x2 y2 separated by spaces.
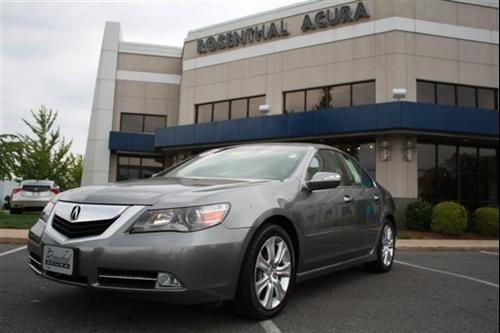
295 251 377 283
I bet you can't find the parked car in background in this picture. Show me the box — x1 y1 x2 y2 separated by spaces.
10 180 60 214
28 144 396 319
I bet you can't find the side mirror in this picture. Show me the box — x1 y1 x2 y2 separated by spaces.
305 172 342 191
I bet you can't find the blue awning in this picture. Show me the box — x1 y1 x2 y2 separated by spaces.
109 101 499 152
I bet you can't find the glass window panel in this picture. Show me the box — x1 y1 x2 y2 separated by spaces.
437 145 457 200
459 147 478 174
329 85 351 108
128 157 141 166
144 115 166 133
213 101 230 121
117 167 129 181
284 91 305 113
418 144 436 172
306 88 327 111
417 81 436 104
196 104 212 123
249 96 266 117
479 148 498 202
418 144 437 200
230 99 247 119
121 114 144 132
358 143 376 174
436 84 456 106
352 81 375 106
418 170 436 200
127 168 141 180
118 156 129 165
142 157 163 168
457 86 476 108
437 145 457 173
477 88 496 110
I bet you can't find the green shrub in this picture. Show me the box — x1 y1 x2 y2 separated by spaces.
431 201 468 236
405 199 433 231
473 207 499 237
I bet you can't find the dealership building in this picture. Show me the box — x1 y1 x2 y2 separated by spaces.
82 0 499 222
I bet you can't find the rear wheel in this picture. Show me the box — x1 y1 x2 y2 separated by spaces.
233 224 295 319
365 220 395 273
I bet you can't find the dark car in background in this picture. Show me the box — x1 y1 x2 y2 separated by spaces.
28 143 396 319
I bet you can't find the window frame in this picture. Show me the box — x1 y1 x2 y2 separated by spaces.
116 154 165 181
283 80 376 113
195 95 266 123
416 80 499 111
417 142 499 209
120 112 167 133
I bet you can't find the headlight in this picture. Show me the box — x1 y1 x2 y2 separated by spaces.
40 200 55 222
129 203 230 233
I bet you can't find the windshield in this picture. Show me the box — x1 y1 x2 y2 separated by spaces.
162 146 308 180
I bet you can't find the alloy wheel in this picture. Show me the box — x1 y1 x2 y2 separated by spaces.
381 224 395 266
254 236 291 310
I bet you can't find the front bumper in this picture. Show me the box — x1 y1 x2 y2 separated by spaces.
28 215 250 304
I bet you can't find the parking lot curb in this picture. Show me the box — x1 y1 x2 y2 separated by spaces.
397 239 499 252
0 229 29 244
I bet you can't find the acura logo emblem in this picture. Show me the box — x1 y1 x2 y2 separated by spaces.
70 205 81 221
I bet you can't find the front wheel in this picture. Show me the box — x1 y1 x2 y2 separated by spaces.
233 224 295 319
365 220 395 273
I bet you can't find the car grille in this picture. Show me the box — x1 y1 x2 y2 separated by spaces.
52 214 118 238
97 268 158 289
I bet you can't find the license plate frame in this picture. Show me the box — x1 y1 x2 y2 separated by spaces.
43 245 74 276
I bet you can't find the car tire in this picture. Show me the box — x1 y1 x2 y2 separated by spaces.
9 208 22 215
365 220 395 273
233 223 296 319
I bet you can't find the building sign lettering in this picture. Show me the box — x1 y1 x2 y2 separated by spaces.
197 2 369 55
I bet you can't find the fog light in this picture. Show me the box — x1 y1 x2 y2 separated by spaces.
156 272 182 288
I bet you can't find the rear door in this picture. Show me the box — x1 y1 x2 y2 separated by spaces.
340 154 382 255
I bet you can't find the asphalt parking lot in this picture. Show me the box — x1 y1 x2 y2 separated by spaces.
0 244 498 333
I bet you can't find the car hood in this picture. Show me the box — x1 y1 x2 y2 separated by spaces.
59 177 271 206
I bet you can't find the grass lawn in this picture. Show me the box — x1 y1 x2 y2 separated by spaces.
0 210 40 229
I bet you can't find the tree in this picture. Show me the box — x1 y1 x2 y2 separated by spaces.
64 154 84 189
12 106 82 190
0 134 22 180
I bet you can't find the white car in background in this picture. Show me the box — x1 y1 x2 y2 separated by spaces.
10 180 60 214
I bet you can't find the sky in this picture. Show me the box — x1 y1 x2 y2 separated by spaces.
0 0 303 155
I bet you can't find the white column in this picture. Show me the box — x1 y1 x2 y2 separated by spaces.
81 22 121 186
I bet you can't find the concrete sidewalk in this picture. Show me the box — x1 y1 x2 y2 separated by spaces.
0 228 498 251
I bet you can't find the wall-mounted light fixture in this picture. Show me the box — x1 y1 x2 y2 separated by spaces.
403 139 416 161
379 139 391 161
392 88 407 101
259 104 270 115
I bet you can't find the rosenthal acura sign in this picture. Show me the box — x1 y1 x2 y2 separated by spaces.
197 2 369 54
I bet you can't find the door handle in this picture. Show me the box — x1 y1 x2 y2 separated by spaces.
344 195 353 204
374 195 380 201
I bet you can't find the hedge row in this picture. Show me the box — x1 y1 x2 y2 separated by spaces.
406 200 498 237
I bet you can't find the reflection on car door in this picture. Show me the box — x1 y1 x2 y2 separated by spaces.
296 150 359 271
341 154 382 255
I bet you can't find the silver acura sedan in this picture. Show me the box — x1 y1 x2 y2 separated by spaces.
28 143 396 319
